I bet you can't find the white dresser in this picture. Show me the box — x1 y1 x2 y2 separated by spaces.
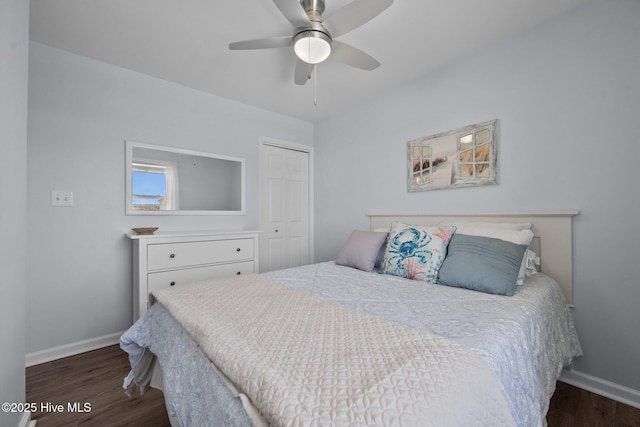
127 230 260 320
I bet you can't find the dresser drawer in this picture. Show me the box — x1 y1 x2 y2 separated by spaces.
130 230 260 320
147 238 254 271
147 260 255 298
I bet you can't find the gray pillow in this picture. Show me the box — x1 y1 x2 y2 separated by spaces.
336 230 388 272
437 234 528 296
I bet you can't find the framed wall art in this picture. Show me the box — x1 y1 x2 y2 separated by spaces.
408 119 497 192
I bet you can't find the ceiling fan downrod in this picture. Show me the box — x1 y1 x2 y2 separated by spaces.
300 0 325 22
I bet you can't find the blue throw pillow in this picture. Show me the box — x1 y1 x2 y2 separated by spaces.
437 234 528 296
380 222 456 283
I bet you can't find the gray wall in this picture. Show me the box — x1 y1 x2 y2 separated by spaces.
314 0 640 392
0 0 28 425
26 42 313 353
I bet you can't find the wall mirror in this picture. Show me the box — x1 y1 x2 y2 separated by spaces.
408 119 497 192
125 141 245 215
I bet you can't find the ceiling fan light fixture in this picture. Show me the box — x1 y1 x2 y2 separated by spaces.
294 30 332 64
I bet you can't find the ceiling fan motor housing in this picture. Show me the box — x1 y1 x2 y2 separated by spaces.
294 0 332 64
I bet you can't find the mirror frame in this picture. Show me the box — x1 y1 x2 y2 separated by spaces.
125 140 246 215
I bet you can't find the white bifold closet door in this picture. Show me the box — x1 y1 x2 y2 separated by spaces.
260 143 310 272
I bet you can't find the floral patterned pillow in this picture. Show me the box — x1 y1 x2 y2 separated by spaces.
379 222 456 283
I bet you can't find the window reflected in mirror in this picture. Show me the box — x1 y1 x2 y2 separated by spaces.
131 159 176 211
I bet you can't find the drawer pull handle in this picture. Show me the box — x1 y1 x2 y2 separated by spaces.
237 272 241 275
170 281 176 286
169 254 175 258
236 248 241 252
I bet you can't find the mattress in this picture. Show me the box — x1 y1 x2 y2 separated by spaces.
121 261 582 426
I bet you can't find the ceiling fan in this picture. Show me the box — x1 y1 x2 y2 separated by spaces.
229 0 394 85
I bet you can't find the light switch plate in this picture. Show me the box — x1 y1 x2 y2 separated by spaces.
51 190 73 207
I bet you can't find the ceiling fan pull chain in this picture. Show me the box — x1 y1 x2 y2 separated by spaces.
314 65 318 106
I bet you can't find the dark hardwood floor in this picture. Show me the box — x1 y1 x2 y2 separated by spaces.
26 345 170 427
547 380 640 427
26 345 640 426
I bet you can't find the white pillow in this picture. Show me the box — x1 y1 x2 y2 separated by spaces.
525 249 540 276
444 225 534 286
439 220 532 231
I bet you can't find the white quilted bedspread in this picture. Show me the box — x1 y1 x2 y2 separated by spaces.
154 273 516 427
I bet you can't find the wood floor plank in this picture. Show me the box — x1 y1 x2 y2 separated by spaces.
27 345 640 426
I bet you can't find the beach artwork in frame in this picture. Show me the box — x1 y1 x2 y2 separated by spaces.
408 119 497 192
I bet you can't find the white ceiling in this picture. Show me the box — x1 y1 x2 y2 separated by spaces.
29 0 590 122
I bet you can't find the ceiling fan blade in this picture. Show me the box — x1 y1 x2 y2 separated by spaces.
229 36 293 50
330 40 381 71
323 0 393 38
294 59 313 85
272 0 310 28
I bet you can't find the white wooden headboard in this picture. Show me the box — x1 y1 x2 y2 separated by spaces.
368 211 579 304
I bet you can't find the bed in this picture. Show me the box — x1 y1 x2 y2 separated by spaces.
121 211 582 427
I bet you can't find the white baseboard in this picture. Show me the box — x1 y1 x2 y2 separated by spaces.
25 331 125 367
560 368 640 409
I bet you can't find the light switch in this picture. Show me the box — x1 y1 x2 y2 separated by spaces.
51 190 74 207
